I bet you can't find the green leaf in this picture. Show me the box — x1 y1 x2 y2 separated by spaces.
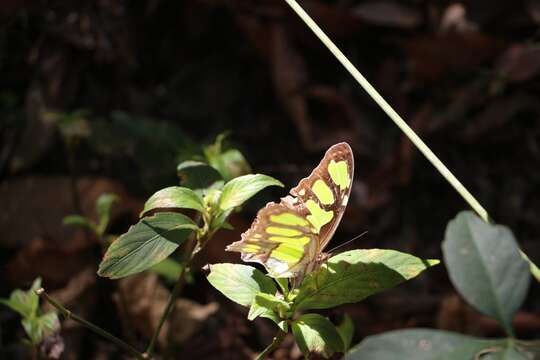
337 315 355 352
0 278 42 318
150 258 184 282
209 149 252 181
294 249 439 310
37 312 60 333
203 133 251 181
483 346 528 360
292 313 344 358
62 215 96 232
247 299 288 332
176 160 223 192
206 263 277 307
442 211 530 335
275 278 289 297
98 212 197 279
141 186 205 217
219 174 283 211
345 329 505 360
248 293 290 321
96 193 119 235
21 311 59 345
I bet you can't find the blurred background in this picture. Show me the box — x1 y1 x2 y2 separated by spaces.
1 0 540 359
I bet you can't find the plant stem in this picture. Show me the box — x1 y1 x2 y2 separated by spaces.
144 234 198 357
143 267 186 357
283 0 488 221
36 288 146 360
255 330 286 360
282 0 540 281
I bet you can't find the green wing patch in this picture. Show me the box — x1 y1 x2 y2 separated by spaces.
226 202 318 278
226 142 354 280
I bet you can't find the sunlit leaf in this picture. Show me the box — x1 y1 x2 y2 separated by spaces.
248 299 288 332
292 313 344 358
141 186 205 217
219 174 283 210
248 293 290 321
203 133 251 181
443 211 530 335
345 329 505 360
206 263 277 307
98 212 197 279
294 249 438 310
208 148 252 181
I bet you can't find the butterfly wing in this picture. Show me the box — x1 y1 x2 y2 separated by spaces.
290 142 354 250
226 142 354 278
226 200 318 278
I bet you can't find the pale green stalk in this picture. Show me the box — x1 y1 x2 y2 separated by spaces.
282 0 540 281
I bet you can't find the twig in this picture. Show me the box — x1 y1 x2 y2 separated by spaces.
35 288 147 360
255 330 286 360
144 234 198 357
282 0 540 281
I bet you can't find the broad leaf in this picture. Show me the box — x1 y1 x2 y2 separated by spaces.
207 264 277 307
98 212 197 279
337 315 355 352
483 346 528 360
292 313 344 358
176 160 223 192
345 329 505 360
219 174 283 210
209 149 252 181
443 211 530 335
203 132 251 181
248 293 290 321
247 298 288 332
141 186 205 217
294 249 438 310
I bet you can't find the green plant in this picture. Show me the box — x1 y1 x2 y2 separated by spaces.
206 143 439 358
0 278 59 346
63 192 119 242
36 135 283 359
208 250 438 358
345 211 536 360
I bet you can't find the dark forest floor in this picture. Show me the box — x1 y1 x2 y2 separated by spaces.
1 1 540 359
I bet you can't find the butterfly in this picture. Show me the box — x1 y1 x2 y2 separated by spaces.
226 142 354 283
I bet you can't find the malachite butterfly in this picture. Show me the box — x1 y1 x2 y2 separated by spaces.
226 142 354 283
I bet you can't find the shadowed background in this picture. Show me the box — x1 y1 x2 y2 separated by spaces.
1 0 540 359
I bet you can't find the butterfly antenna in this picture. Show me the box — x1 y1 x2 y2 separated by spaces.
327 231 368 255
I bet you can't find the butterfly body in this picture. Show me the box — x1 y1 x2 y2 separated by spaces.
226 142 354 283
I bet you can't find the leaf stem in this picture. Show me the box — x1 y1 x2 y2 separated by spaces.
255 330 286 360
143 266 186 356
36 288 147 360
282 0 540 282
283 0 488 223
144 233 198 357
